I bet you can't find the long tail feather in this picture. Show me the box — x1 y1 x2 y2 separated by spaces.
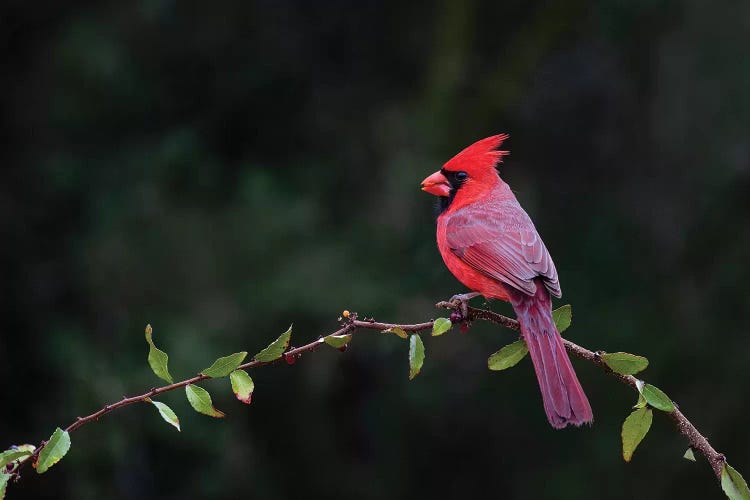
510 284 593 428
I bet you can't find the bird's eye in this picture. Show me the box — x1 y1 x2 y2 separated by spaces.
455 171 468 181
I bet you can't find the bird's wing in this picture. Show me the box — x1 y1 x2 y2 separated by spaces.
444 203 561 297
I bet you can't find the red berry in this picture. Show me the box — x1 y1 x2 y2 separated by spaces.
460 323 470 333
338 344 349 353
283 352 297 365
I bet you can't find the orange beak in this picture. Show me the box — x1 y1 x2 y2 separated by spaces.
421 170 451 197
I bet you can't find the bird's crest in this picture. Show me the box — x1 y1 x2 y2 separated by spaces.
442 134 509 178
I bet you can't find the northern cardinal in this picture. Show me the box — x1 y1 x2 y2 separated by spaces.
421 134 593 428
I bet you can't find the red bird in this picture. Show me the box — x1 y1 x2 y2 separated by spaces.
421 134 593 429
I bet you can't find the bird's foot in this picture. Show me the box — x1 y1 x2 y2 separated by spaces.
437 292 481 321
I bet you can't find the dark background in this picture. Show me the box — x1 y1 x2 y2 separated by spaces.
2 1 749 498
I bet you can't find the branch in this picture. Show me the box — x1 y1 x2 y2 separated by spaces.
7 303 732 491
449 304 727 479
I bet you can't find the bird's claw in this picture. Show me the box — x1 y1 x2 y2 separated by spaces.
447 292 481 320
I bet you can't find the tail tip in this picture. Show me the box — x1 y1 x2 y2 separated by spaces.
549 416 594 430
548 410 594 429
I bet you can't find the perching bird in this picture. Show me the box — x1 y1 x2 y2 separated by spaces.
421 134 593 428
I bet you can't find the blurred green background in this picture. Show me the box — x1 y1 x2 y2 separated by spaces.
2 1 749 498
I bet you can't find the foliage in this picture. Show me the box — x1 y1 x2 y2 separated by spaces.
3 305 747 500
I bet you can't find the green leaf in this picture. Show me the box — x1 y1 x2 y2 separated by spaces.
35 428 71 474
13 444 34 454
0 445 35 468
601 352 649 375
431 317 452 336
253 325 292 362
408 334 425 380
230 369 255 404
722 463 750 500
149 400 181 431
683 448 696 462
488 339 529 371
633 393 648 409
144 324 174 384
552 305 572 333
640 383 675 412
324 334 352 348
201 352 248 378
185 384 225 418
383 326 408 339
621 407 653 462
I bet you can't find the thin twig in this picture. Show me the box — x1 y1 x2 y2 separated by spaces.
14 304 727 484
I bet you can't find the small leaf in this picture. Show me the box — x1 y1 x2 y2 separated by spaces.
383 327 408 339
633 393 647 409
324 334 352 348
601 352 649 375
722 463 750 500
253 325 292 362
552 305 572 333
185 384 225 418
641 384 674 412
230 369 255 404
0 445 35 468
621 407 653 462
150 400 181 431
34 428 71 474
201 352 248 378
683 448 696 462
488 339 529 371
14 444 35 454
431 318 452 336
144 324 174 384
408 334 425 380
